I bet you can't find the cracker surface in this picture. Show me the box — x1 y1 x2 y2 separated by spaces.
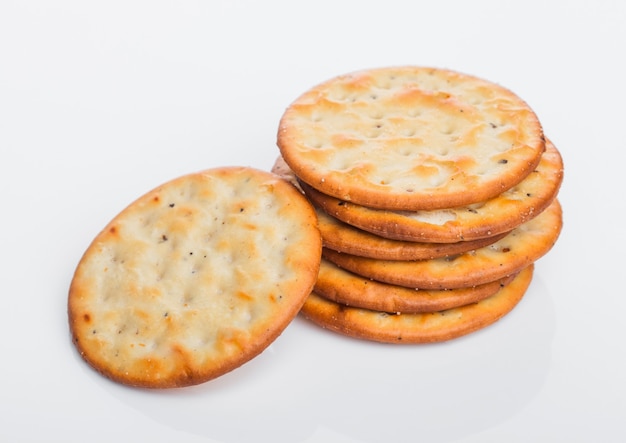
68 167 322 388
278 66 545 210
301 139 563 243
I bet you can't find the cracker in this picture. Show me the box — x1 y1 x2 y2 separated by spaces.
270 155 300 188
301 265 534 344
272 155 508 259
300 139 563 243
315 204 508 261
278 66 545 211
323 199 562 289
315 259 515 314
68 167 322 388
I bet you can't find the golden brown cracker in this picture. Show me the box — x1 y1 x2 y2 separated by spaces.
278 66 545 211
300 265 533 344
68 167 322 388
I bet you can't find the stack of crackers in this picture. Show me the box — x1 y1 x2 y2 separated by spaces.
275 66 563 344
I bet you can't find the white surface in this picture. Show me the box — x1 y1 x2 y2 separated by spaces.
1 1 625 442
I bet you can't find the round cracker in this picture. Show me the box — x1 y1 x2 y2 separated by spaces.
300 139 563 243
68 167 322 388
324 199 562 289
278 66 545 211
315 205 508 261
271 155 300 189
315 259 515 314
301 265 534 344
271 155 508 259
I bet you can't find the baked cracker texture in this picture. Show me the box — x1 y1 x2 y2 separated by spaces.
278 65 546 211
274 65 565 344
322 199 562 290
314 205 508 261
299 139 563 243
271 155 509 260
68 167 322 388
301 265 534 344
315 259 516 314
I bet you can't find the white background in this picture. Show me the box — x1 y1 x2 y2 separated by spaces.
1 1 625 442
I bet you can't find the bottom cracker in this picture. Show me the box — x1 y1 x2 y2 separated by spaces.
300 265 533 344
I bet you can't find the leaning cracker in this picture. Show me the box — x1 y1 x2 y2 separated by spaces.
301 265 534 344
300 139 562 243
278 66 545 211
68 167 322 388
324 199 562 289
315 259 516 314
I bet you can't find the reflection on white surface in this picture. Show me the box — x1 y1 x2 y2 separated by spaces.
94 275 555 443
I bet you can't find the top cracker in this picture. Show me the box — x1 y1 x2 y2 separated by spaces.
277 66 545 211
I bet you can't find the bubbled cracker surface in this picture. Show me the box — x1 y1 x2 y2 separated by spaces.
278 66 545 210
302 140 563 243
68 167 321 388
